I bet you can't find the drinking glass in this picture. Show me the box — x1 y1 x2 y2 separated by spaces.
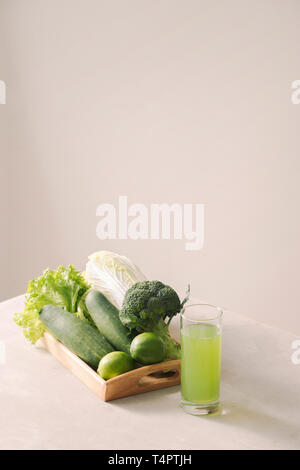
180 303 223 416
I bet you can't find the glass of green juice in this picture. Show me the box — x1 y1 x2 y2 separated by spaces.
180 303 223 416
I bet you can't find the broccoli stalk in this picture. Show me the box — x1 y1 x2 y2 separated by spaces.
150 318 181 359
119 281 189 360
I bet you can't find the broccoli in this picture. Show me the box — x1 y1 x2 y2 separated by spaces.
119 281 188 360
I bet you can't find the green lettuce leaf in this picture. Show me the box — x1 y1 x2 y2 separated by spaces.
14 265 91 344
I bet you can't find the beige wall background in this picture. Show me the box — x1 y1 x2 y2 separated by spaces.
1 0 300 334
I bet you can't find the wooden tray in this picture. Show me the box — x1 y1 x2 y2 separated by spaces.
39 332 181 401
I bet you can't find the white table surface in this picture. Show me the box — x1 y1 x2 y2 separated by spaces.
1 295 300 450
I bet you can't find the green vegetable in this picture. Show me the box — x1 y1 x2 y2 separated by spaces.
120 281 189 360
85 250 146 309
98 351 134 380
40 305 114 370
85 290 132 355
14 265 92 344
130 332 166 364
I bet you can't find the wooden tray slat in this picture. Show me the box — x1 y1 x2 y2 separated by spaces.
39 332 181 401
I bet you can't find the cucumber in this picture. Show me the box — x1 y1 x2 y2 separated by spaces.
85 290 132 355
40 305 114 370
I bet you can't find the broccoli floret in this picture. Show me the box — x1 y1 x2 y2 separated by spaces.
119 281 183 360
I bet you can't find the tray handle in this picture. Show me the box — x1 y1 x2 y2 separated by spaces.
105 359 181 400
138 368 180 386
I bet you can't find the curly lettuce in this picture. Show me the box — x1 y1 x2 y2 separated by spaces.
14 265 91 344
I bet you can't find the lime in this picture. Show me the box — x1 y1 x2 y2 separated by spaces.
130 332 165 364
97 351 134 380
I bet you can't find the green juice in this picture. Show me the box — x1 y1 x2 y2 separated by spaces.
181 323 221 404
